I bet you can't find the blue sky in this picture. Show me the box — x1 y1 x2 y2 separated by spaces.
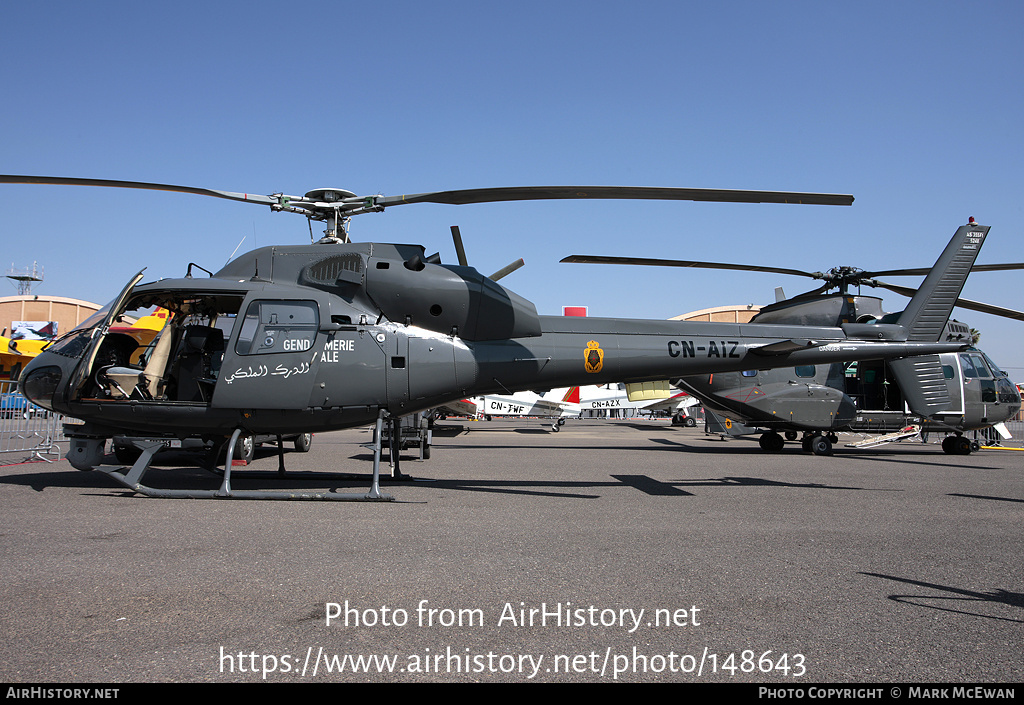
3 1 1022 372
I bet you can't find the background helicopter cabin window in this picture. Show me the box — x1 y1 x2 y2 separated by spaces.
794 366 816 378
741 370 757 377
961 352 997 402
981 352 1006 377
234 300 319 356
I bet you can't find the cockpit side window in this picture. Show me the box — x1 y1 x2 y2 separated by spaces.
234 300 319 356
47 328 95 359
46 298 119 358
981 352 1005 377
970 354 992 378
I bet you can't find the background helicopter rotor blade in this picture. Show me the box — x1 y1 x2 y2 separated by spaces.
378 185 854 208
791 282 837 299
448 224 524 282
863 262 1024 278
450 225 469 267
489 258 525 282
562 255 1024 286
870 280 1024 322
560 254 823 279
562 252 1024 322
450 224 523 281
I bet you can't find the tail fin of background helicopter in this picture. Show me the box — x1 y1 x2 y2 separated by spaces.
896 220 989 342
886 220 990 416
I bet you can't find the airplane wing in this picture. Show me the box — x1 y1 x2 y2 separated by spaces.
642 392 698 412
434 398 479 417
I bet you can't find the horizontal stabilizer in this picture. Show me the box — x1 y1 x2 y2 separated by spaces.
704 409 757 436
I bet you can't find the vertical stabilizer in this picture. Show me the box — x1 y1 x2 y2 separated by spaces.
897 222 989 341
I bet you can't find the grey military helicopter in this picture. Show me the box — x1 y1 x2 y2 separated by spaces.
563 222 1023 455
3 175 980 499
674 323 1021 456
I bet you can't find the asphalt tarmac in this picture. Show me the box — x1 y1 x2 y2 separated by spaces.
1 418 1020 684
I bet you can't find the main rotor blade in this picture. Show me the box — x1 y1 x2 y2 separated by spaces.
379 186 854 208
560 254 821 279
0 175 278 207
1 176 853 224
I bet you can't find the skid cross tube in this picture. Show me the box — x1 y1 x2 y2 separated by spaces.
97 421 393 501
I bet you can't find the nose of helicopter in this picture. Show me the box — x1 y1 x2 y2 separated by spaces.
19 352 73 413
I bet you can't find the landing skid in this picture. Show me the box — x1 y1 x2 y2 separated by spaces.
96 414 395 501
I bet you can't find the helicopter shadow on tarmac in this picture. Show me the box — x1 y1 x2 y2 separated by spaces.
345 437 876 497
0 461 120 494
356 474 870 499
861 572 1024 624
947 492 1024 505
0 454 876 500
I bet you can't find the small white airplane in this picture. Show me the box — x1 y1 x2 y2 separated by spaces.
473 387 582 431
578 382 698 419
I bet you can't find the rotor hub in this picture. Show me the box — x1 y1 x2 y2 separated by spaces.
304 188 358 202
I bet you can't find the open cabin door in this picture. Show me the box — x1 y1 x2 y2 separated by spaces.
64 270 146 405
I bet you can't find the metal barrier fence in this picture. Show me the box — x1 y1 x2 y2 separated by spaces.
0 380 67 462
